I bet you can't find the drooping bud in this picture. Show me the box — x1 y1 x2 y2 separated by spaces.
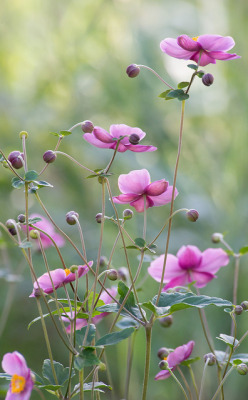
237 363 248 375
126 64 140 78
123 209 133 220
202 73 214 87
43 150 57 164
157 347 170 360
117 267 129 282
66 211 79 225
186 209 199 222
129 133 140 145
70 265 79 273
159 360 169 370
159 315 173 328
211 233 223 243
95 213 103 223
8 227 17 236
241 301 248 310
107 269 118 281
99 256 108 268
6 219 16 229
81 120 94 133
8 151 24 169
30 230 39 239
18 214 26 223
234 305 243 315
204 353 216 366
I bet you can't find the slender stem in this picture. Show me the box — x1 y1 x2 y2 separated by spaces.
55 151 95 173
74 216 87 260
124 330 137 400
0 149 24 180
199 358 210 400
197 308 215 354
188 366 199 400
211 367 234 400
231 255 240 336
141 326 152 400
22 135 28 173
169 368 189 400
104 139 121 173
177 367 193 400
79 369 84 400
138 65 174 90
143 196 147 240
222 314 237 379
69 122 85 131
39 136 63 176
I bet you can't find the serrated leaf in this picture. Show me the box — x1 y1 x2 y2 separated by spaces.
42 360 74 385
217 334 239 348
181 357 200 366
28 217 42 224
239 246 248 255
166 89 189 101
134 238 146 247
158 89 172 98
187 64 198 70
74 348 101 370
95 327 135 347
37 384 62 391
24 170 39 181
11 177 24 189
60 130 72 136
75 324 96 347
178 81 189 89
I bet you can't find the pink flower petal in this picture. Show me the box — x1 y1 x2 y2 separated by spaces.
160 38 194 59
26 214 65 249
197 35 235 51
167 341 195 368
64 262 92 284
118 169 151 194
110 124 146 142
190 51 216 66
112 193 140 204
177 35 201 51
130 196 150 212
145 180 168 196
83 133 112 149
208 51 241 61
148 254 181 283
190 271 216 288
163 273 189 290
124 144 157 152
2 352 28 377
33 269 66 294
198 248 229 274
93 127 113 143
149 185 178 207
155 369 171 380
177 245 202 270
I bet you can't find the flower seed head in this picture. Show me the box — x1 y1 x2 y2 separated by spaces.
186 209 199 222
129 133 140 145
157 347 170 360
66 211 79 225
159 315 173 328
123 209 133 220
237 363 248 375
8 151 24 169
81 120 94 133
126 64 140 78
202 73 214 86
107 269 118 281
43 150 57 164
204 353 216 366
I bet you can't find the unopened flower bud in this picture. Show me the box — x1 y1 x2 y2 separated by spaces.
204 353 216 366
70 265 78 273
211 233 223 243
66 211 79 225
43 150 57 164
18 214 26 223
202 73 214 87
8 151 24 169
6 219 16 229
19 131 28 139
186 209 199 222
126 64 140 78
107 269 118 281
95 213 103 223
117 267 129 282
100 256 108 268
98 362 106 372
237 363 248 375
123 209 133 220
98 176 105 184
157 347 170 360
159 360 169 370
8 227 17 236
241 301 248 310
30 230 39 239
81 120 94 133
159 315 173 328
234 305 243 315
129 133 140 145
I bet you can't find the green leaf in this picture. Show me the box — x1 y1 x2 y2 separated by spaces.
232 359 243 365
158 89 172 99
24 170 39 182
134 237 146 248
145 244 157 254
215 351 228 364
28 186 38 194
239 246 248 255
74 348 101 370
116 317 140 330
28 217 42 224
33 372 44 385
75 324 96 347
224 308 233 313
86 174 99 179
231 353 248 363
217 334 239 348
42 360 74 385
50 132 60 137
34 180 53 188
28 308 89 329
19 241 32 249
86 292 105 317
11 177 24 189
166 89 189 101
225 250 235 256
178 81 189 89
0 373 11 380
60 130 72 136
125 245 140 250
73 382 112 394
37 384 62 391
95 327 135 347
196 71 204 78
181 357 201 366
187 64 198 70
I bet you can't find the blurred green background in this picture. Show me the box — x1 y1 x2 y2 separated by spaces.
0 0 248 398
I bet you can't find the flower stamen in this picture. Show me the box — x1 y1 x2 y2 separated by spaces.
11 374 26 393
192 36 199 41
64 268 71 277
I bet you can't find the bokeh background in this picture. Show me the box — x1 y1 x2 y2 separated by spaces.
0 0 247 399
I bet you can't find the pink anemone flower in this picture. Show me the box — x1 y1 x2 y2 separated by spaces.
29 262 93 297
155 341 195 380
112 169 178 213
2 351 34 400
24 213 65 249
160 34 240 67
83 124 157 153
62 287 118 332
148 245 229 290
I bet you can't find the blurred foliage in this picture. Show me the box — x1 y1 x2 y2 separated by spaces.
0 0 248 398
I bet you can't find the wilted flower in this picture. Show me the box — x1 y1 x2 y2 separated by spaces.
148 245 229 290
29 262 92 297
83 124 157 153
113 169 178 213
160 34 240 67
1 351 34 400
155 341 195 380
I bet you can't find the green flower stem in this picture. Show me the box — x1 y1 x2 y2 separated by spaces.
69 122 85 131
104 139 121 174
0 149 24 180
0 223 19 245
21 134 28 173
188 365 199 400
211 367 234 400
169 368 189 400
55 151 95 173
177 367 193 400
143 196 147 240
79 369 84 400
231 255 240 336
141 326 152 400
124 330 137 400
222 313 237 379
138 65 174 90
185 53 202 95
74 216 87 261
199 358 210 400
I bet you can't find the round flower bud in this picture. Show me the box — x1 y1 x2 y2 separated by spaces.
241 301 248 310
70 265 79 273
211 233 223 243
237 363 248 375
81 120 94 133
43 150 57 164
30 230 39 239
126 64 140 78
8 227 17 236
98 362 106 372
157 347 170 360
66 211 79 225
202 73 214 87
18 214 26 223
129 133 140 145
123 209 133 220
234 305 243 315
95 213 103 223
117 267 129 282
107 269 118 281
159 315 173 328
6 219 16 229
159 360 169 370
99 256 108 268
186 209 199 222
19 131 28 139
204 353 216 366
8 151 24 169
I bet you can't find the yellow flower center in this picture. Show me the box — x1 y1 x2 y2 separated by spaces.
64 268 71 276
163 356 168 361
11 374 26 394
192 36 199 41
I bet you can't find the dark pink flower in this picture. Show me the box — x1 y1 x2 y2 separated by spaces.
1 351 34 400
24 213 65 249
83 124 157 153
155 341 195 380
112 169 178 213
62 287 117 332
29 262 92 297
148 245 229 289
160 34 240 67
